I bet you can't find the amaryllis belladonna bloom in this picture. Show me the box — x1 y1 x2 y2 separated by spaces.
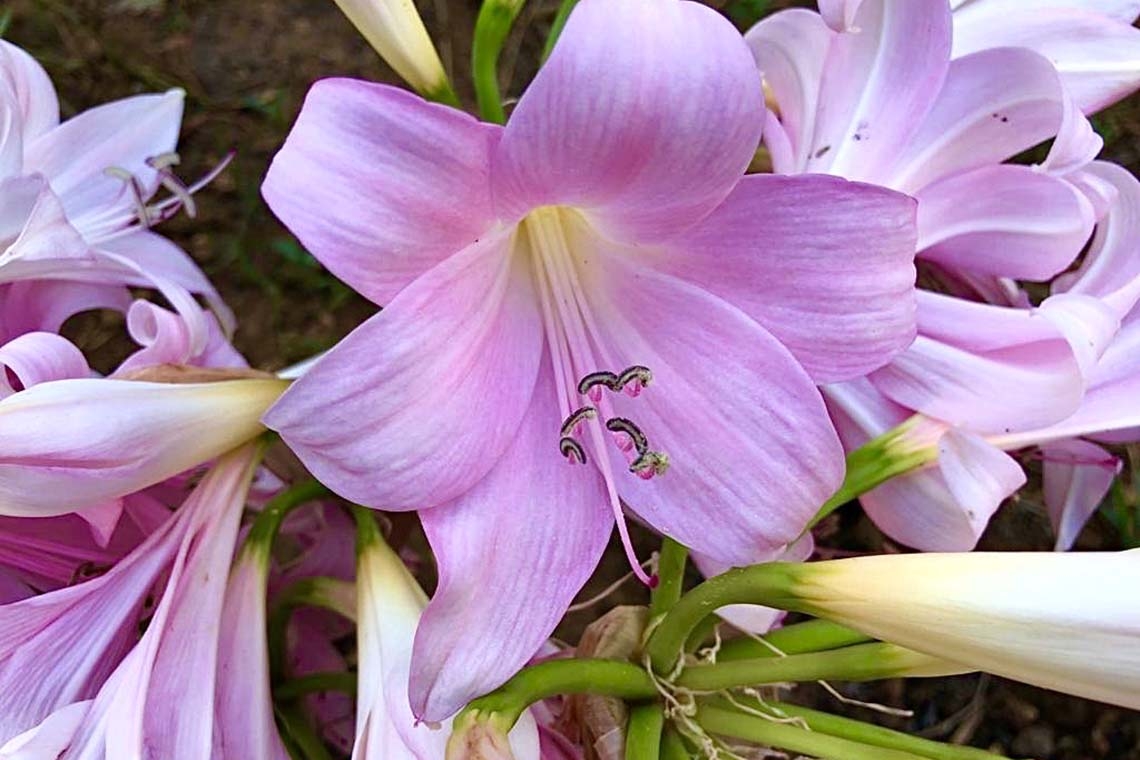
262 0 918 719
0 40 231 349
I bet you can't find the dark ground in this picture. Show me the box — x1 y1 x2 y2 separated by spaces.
6 1 1140 757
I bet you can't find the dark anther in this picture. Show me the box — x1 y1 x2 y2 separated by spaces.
616 365 653 391
577 371 621 396
559 436 588 464
560 406 598 437
630 450 670 477
605 417 649 455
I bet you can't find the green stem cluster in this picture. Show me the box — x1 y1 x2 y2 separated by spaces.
472 0 525 123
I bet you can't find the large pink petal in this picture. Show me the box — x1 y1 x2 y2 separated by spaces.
262 79 501 304
871 293 1090 433
744 9 831 171
578 252 844 566
804 0 951 183
657 173 917 382
264 230 542 511
952 6 1140 113
24 90 183 221
1042 439 1120 551
0 41 59 143
492 0 763 242
888 47 1072 194
916 165 1095 281
411 363 611 721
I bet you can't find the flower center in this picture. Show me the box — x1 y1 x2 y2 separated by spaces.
520 206 666 586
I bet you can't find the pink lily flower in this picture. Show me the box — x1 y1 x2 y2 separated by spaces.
0 40 230 348
827 159 1140 552
746 0 1132 549
261 0 918 719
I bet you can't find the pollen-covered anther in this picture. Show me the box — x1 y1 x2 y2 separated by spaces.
560 406 598 438
559 436 588 465
605 417 649 455
616 365 653 397
630 450 670 480
576 370 621 402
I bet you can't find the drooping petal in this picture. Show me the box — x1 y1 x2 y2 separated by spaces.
824 380 1022 551
656 173 916 383
0 505 184 744
0 377 286 517
492 0 763 241
745 9 831 171
1041 439 1120 551
65 445 258 760
24 90 184 221
0 333 89 397
952 5 1140 113
215 546 289 760
0 280 131 339
1056 162 1140 317
264 230 542 511
862 431 1024 551
888 47 1074 194
95 231 232 334
262 79 501 304
411 362 611 722
915 165 1095 281
0 701 89 759
804 0 951 183
578 250 844 566
871 293 1088 433
0 41 59 143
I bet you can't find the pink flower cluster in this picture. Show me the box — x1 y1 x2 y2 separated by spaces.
0 0 1136 757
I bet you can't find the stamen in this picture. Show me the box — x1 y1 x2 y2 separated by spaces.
576 370 620 402
605 417 649 455
616 365 653 397
559 436 588 465
147 152 197 218
103 166 153 226
630 451 670 480
560 406 598 438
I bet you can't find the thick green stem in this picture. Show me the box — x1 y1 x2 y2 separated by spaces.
650 538 689 619
541 0 579 61
277 703 335 760
696 705 931 760
625 703 665 760
716 619 872 662
274 672 358 702
646 563 803 674
750 702 1007 760
809 416 939 528
244 479 330 549
461 658 657 730
472 0 525 123
660 729 690 760
677 642 960 692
